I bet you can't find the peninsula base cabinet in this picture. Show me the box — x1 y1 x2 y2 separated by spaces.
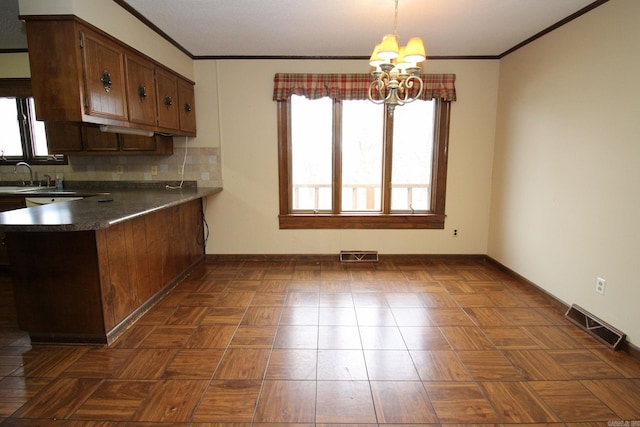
7 198 204 345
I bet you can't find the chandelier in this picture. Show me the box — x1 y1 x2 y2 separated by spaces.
368 0 426 115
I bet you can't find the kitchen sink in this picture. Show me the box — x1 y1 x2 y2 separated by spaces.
0 186 42 193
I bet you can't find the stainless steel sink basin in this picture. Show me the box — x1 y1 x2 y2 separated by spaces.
0 186 42 193
19 188 78 195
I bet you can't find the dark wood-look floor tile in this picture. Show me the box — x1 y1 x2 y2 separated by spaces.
580 379 640 419
71 380 154 420
253 380 316 423
482 327 540 350
265 349 317 380
548 350 626 379
193 380 262 423
164 306 209 326
411 350 473 381
131 379 208 422
424 382 501 423
504 349 574 380
317 349 367 380
370 381 439 424
364 350 420 381
440 326 496 350
457 350 523 381
400 326 451 350
316 381 377 423
162 348 223 379
529 380 617 422
61 348 132 378
427 307 476 326
2 259 639 426
228 326 277 348
137 325 196 348
0 376 52 417
480 381 559 423
391 307 433 326
114 348 178 379
274 325 318 349
213 348 270 379
185 325 237 348
214 291 255 308
240 307 282 326
13 377 101 419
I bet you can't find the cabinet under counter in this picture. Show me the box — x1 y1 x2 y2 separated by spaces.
1 187 220 345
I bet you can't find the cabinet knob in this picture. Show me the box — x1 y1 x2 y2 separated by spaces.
184 102 192 113
100 70 112 93
164 96 173 108
138 85 147 101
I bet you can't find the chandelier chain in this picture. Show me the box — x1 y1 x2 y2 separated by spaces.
393 0 399 37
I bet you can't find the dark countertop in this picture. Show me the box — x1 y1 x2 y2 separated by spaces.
0 186 221 232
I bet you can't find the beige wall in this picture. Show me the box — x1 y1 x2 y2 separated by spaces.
206 59 499 255
489 0 640 345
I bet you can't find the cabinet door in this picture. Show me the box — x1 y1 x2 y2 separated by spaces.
120 134 157 151
125 54 157 126
155 68 179 131
82 125 119 151
81 29 128 121
45 123 84 153
0 197 26 267
178 79 197 135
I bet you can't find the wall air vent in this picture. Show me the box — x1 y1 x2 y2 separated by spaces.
565 304 626 350
339 250 379 263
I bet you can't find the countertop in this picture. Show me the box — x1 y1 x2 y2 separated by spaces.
0 186 221 232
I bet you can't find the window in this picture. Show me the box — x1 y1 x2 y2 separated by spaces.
0 78 63 165
275 73 455 229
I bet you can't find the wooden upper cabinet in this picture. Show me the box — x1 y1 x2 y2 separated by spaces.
125 54 157 126
23 15 196 139
80 29 128 121
82 125 119 151
155 68 179 131
46 122 84 152
178 79 197 136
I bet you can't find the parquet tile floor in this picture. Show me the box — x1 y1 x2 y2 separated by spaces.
1 258 640 426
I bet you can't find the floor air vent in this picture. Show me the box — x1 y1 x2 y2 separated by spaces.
339 250 379 263
565 304 626 350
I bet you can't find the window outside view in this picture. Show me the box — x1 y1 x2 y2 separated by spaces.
290 95 435 213
0 97 48 158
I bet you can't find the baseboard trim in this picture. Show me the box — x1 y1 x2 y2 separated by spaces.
205 253 640 359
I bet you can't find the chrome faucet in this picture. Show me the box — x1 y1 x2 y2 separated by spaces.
43 174 52 188
13 162 34 186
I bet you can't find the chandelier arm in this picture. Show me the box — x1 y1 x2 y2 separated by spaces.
368 79 386 105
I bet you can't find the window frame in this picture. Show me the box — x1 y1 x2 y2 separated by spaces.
0 78 67 166
277 97 451 229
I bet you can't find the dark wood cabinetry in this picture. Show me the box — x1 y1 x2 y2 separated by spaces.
24 15 196 142
0 197 25 268
7 198 205 344
46 123 173 155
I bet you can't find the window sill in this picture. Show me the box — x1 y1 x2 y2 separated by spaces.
279 213 445 229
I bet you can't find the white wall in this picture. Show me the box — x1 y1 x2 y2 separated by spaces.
489 0 640 345
205 59 499 255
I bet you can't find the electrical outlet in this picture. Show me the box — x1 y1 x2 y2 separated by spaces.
116 165 124 174
178 165 184 175
596 277 606 295
151 165 158 176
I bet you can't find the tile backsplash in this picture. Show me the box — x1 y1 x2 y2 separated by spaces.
0 146 222 188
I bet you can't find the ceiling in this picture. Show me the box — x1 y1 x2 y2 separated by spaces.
2 0 603 58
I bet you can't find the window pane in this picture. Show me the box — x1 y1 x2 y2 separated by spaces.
391 100 435 211
0 98 24 157
341 100 384 211
29 98 49 156
291 95 333 211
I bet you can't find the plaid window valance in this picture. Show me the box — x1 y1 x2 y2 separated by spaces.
273 73 456 102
